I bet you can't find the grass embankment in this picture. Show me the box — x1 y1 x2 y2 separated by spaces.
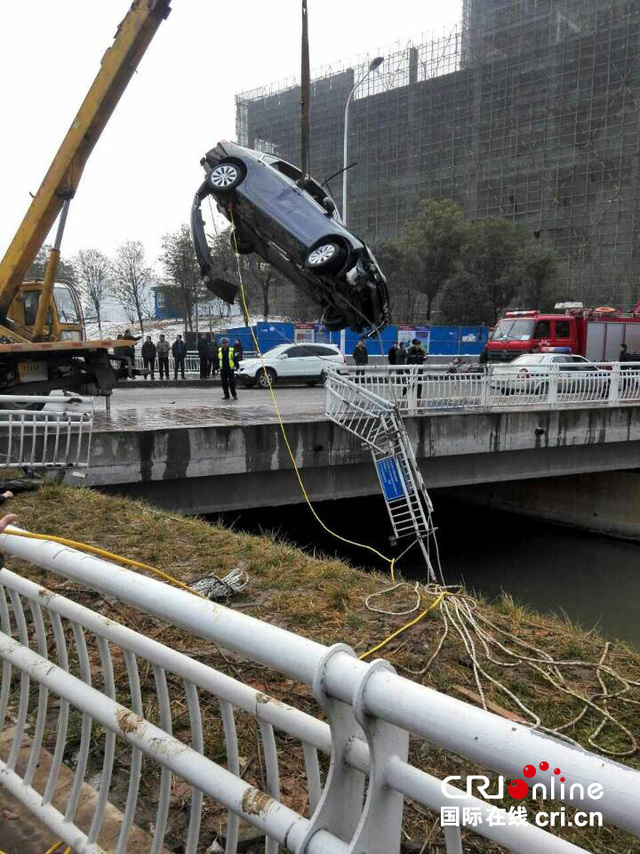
4 485 640 854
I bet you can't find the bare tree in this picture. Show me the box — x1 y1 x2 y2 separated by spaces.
159 225 204 336
244 255 287 321
111 240 152 336
74 249 113 336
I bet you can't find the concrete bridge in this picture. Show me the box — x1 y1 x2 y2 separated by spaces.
81 385 640 538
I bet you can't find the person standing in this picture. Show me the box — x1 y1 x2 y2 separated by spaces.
407 338 427 400
352 338 369 380
206 333 217 377
156 334 170 380
172 334 187 380
123 328 140 366
197 334 209 379
233 338 244 364
388 342 399 365
218 337 237 400
397 342 408 365
141 335 157 380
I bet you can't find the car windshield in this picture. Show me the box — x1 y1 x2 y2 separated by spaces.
54 284 80 324
511 355 548 365
492 319 535 341
261 344 290 357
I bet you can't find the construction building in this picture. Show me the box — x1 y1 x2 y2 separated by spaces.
236 0 640 307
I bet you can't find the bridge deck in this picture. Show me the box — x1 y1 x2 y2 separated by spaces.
93 385 327 431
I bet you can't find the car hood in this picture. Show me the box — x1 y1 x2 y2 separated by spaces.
237 358 263 370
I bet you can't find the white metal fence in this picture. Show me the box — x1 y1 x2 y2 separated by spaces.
132 352 255 377
0 396 93 470
1 530 638 853
327 363 640 415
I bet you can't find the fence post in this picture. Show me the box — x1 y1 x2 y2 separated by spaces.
608 363 620 406
480 366 492 410
347 660 409 854
299 644 366 851
548 364 559 406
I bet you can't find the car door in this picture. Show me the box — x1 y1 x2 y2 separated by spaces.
306 345 338 377
277 345 314 379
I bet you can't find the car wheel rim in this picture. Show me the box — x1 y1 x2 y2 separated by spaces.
308 244 336 266
211 164 239 188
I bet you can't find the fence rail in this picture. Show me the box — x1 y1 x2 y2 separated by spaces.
0 396 93 469
326 362 640 415
1 530 638 853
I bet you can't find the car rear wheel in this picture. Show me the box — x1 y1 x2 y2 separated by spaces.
536 381 549 396
209 160 245 194
306 241 345 273
257 367 276 389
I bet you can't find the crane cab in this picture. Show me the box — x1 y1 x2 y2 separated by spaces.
7 281 84 342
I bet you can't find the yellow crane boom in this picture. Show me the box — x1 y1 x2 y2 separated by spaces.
0 0 171 320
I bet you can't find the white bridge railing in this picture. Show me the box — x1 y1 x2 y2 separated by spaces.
328 362 640 415
0 396 93 470
1 531 638 853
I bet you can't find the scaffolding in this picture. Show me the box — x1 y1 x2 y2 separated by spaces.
236 0 640 308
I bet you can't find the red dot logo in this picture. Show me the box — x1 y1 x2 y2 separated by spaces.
554 768 561 775
523 765 536 778
509 779 529 800
539 761 549 771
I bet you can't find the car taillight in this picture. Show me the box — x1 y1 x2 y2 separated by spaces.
342 352 347 365
518 368 530 378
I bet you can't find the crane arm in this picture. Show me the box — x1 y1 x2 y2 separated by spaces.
0 0 171 316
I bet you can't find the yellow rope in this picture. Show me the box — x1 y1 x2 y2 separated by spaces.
359 591 447 660
228 208 397 583
5 528 207 601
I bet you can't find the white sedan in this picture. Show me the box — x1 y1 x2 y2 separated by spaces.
490 353 610 396
237 343 346 389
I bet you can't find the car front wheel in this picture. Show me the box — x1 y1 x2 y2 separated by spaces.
306 241 345 273
209 160 245 194
257 367 276 389
241 376 257 388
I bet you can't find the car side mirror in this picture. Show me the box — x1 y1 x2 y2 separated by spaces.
279 353 289 360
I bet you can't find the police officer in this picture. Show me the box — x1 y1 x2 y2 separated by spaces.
218 337 238 400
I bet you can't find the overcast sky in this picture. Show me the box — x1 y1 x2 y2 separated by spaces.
0 0 461 270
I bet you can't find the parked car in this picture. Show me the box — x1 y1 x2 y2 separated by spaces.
490 353 610 396
191 141 389 334
237 343 347 389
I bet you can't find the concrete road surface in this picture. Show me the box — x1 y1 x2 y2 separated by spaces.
92 383 328 431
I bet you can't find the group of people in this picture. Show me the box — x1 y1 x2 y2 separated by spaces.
387 339 428 366
136 332 243 398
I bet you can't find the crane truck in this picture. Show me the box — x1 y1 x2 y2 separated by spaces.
0 0 172 405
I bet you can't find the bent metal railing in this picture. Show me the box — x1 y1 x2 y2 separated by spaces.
328 362 640 415
0 396 93 470
0 532 639 853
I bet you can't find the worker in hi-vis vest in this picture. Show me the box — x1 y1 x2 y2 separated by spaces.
218 337 237 400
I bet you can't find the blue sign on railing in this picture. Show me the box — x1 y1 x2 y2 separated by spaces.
375 457 406 502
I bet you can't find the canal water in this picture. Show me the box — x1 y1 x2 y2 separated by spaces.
212 493 640 649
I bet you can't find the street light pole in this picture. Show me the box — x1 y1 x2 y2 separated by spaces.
341 56 383 225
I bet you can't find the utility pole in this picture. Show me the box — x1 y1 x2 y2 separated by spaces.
300 0 310 176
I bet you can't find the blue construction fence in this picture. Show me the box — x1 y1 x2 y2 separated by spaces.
221 322 489 357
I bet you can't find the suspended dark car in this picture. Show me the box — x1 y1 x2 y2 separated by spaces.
191 140 389 333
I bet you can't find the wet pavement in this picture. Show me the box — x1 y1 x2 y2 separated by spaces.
91 385 327 432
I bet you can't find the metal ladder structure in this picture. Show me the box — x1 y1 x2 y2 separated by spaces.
325 370 441 582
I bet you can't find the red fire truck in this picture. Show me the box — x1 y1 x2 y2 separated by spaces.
486 303 640 362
